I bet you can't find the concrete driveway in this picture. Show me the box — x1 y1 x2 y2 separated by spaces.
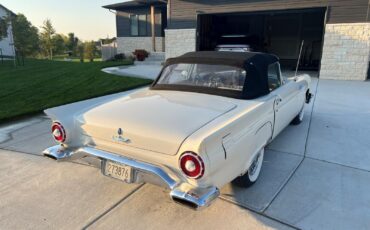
1 78 370 229
102 65 162 80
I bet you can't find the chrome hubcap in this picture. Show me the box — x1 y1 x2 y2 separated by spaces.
249 153 260 176
299 107 304 121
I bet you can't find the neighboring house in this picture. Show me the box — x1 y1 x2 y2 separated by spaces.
103 0 370 81
0 4 16 58
103 1 166 54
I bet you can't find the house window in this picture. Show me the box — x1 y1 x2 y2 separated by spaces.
130 14 147 36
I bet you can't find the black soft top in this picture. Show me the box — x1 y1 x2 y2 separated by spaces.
164 51 279 69
154 51 279 99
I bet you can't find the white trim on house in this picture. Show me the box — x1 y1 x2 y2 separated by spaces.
0 4 15 57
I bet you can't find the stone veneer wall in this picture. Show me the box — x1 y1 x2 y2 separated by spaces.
320 23 370 80
117 37 164 55
165 29 196 59
164 26 370 80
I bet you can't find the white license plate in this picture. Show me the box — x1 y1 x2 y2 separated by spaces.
104 161 133 183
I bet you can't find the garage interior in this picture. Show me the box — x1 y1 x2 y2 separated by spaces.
197 8 326 73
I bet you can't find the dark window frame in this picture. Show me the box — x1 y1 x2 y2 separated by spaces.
151 63 248 99
267 62 282 91
129 14 148 37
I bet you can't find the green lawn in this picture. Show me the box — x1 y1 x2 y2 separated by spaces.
0 59 152 123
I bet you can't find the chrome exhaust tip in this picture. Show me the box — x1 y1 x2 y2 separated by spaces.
170 184 219 210
43 145 75 161
44 153 58 161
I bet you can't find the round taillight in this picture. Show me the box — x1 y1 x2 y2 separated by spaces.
179 152 205 179
51 122 66 143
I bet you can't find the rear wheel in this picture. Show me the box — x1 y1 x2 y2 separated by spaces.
232 148 264 188
291 104 305 125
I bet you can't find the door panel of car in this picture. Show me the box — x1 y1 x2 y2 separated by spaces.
267 62 300 138
271 81 300 138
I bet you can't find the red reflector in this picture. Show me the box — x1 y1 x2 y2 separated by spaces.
51 122 66 143
179 152 204 179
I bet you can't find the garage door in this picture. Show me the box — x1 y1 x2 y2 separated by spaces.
197 8 326 71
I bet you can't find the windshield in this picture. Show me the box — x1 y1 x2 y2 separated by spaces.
155 63 246 91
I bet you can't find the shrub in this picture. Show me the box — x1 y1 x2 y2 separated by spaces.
84 41 97 62
114 53 125 60
132 49 149 61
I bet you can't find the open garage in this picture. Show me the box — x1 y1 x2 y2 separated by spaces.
197 8 326 72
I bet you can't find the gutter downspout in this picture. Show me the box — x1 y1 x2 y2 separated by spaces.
151 5 156 52
366 0 370 21
167 0 171 24
8 17 16 67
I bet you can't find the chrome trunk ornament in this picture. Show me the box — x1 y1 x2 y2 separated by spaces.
113 128 131 143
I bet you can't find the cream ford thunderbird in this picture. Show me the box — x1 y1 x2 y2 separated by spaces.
44 51 312 210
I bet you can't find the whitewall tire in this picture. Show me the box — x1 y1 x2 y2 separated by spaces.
233 148 264 188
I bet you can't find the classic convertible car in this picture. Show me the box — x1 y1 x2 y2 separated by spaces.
43 51 312 210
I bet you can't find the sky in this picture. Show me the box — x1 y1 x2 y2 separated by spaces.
1 0 128 41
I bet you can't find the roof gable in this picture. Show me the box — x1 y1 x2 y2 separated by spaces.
103 0 166 10
0 4 16 16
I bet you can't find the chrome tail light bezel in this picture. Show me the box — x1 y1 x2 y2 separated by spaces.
51 121 66 143
179 152 205 179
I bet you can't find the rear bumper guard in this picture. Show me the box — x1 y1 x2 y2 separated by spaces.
43 145 219 210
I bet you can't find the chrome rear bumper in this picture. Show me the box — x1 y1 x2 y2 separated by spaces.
43 145 219 210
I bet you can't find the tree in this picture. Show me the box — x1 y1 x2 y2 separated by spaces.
40 19 55 59
66 33 79 56
52 33 67 55
77 43 84 62
11 14 40 57
84 41 97 62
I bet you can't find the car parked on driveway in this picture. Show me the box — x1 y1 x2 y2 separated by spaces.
215 44 252 52
43 51 311 210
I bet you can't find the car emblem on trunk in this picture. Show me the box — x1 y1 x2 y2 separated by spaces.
112 128 130 143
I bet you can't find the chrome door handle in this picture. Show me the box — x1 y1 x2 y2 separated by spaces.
274 97 282 112
275 97 283 105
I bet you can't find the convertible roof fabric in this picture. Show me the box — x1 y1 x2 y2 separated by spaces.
164 51 278 69
158 51 279 99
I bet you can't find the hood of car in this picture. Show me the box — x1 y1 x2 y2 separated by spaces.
77 89 236 155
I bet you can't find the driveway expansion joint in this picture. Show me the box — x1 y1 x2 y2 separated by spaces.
305 155 370 173
262 78 320 214
0 147 103 169
219 196 300 230
0 118 48 144
0 147 45 157
82 183 146 229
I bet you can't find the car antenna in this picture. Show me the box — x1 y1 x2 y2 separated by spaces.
294 40 305 80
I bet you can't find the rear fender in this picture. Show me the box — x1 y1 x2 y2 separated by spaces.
44 88 145 147
241 121 272 175
45 109 80 147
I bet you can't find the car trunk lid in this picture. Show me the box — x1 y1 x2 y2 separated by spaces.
77 90 236 155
